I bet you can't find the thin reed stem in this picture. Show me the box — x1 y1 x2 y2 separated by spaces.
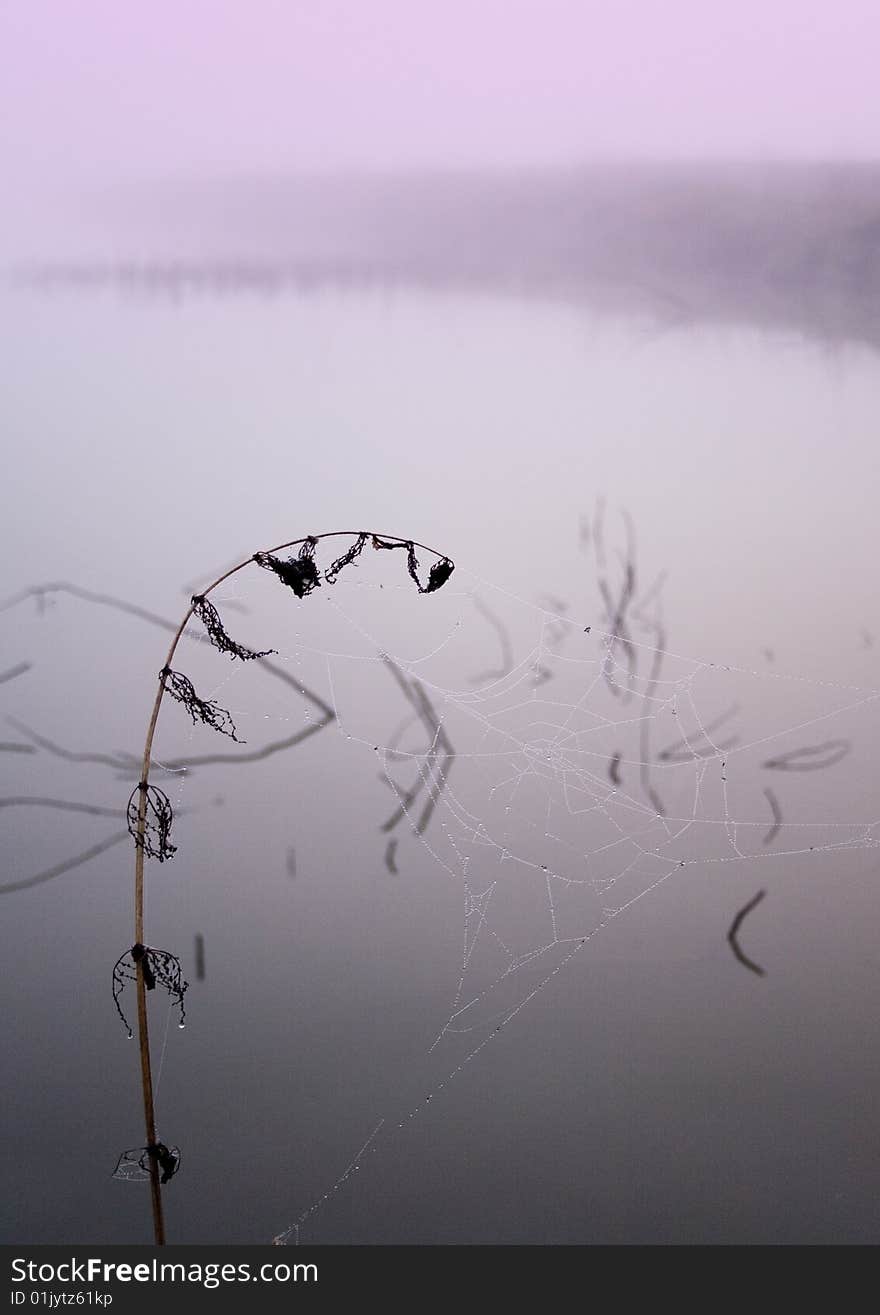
129 531 454 1244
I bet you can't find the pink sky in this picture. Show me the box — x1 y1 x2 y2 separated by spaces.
1 0 878 181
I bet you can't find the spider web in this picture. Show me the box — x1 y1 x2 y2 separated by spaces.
226 532 878 1244
3 521 879 1242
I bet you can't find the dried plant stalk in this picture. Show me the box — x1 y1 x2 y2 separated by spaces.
126 530 454 1245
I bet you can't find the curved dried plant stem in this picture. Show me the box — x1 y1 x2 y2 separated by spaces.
261 530 446 558
130 531 453 1246
132 581 236 1246
135 973 164 1243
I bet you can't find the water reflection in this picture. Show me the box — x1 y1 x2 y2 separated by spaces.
727 890 768 977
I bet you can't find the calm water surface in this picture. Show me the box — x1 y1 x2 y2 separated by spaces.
2 282 880 1244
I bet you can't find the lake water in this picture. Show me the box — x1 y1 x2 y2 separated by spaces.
2 275 880 1244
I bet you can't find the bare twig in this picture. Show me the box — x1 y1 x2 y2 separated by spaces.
0 830 129 895
727 890 767 977
470 595 514 683
379 656 455 837
658 703 741 763
762 741 850 772
0 661 32 685
762 788 783 845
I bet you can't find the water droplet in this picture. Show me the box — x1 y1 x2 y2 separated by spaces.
178 1022 186 1030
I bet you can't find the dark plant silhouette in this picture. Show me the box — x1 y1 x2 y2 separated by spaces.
191 594 274 662
162 667 243 741
0 581 333 734
112 944 188 1037
123 530 454 1244
126 784 176 862
254 536 321 597
371 535 454 593
326 531 369 582
114 1143 181 1185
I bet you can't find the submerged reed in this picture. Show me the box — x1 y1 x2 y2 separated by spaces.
120 531 454 1244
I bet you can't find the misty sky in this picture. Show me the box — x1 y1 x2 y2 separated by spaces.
2 1 878 185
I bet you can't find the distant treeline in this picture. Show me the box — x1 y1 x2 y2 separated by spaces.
18 163 880 350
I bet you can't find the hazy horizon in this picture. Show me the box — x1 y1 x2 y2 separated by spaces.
8 161 880 355
3 2 880 188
